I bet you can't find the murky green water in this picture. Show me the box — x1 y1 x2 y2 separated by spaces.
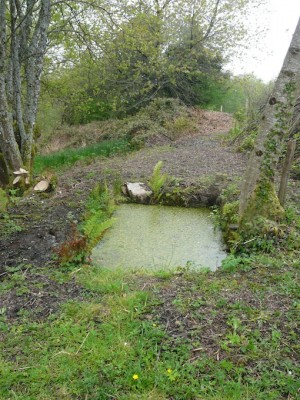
92 204 226 271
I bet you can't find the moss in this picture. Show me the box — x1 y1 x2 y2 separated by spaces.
240 180 284 227
0 153 9 186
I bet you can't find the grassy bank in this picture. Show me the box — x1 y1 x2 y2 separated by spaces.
34 139 131 174
0 250 299 399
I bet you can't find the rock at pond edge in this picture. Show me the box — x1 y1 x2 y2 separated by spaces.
123 182 152 203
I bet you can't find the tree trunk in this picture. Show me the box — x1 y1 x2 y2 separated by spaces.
0 0 51 184
23 0 51 169
0 1 23 180
239 18 300 223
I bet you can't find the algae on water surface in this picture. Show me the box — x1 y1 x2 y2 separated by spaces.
92 204 226 270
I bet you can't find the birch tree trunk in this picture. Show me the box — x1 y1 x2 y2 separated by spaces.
0 1 23 175
239 18 300 223
0 0 51 186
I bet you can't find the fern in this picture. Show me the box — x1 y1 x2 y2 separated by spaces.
86 183 115 217
82 182 116 253
57 183 117 266
148 161 168 202
83 216 115 252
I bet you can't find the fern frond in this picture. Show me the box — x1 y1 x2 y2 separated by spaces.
149 161 168 201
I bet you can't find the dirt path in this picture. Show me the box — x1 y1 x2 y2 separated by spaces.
59 111 247 193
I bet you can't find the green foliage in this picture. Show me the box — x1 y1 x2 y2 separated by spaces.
0 190 23 237
56 183 115 266
221 254 253 273
39 1 265 132
291 162 300 180
34 139 131 174
211 184 240 244
241 180 284 225
38 98 196 164
148 161 168 202
0 188 8 215
225 75 273 151
82 183 116 252
237 133 256 152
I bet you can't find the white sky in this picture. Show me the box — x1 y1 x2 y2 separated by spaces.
227 0 300 82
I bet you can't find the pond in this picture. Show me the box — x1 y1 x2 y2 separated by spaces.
92 204 227 271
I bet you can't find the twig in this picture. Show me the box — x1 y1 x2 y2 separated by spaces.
54 332 90 357
76 332 90 355
192 347 203 352
241 238 257 245
14 366 33 371
70 267 82 275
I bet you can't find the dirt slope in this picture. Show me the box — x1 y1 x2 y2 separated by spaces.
59 111 246 191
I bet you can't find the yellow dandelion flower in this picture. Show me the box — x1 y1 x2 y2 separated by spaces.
132 374 139 380
167 368 172 374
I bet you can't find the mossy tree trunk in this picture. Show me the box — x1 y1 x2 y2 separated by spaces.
239 17 300 225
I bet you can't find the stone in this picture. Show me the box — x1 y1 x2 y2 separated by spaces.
124 182 152 203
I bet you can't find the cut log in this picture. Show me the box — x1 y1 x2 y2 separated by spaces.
13 168 29 175
33 180 50 192
13 175 21 185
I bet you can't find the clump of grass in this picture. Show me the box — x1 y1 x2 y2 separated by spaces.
34 139 131 174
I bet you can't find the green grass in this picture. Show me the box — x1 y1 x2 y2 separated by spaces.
34 139 131 173
1 256 299 399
